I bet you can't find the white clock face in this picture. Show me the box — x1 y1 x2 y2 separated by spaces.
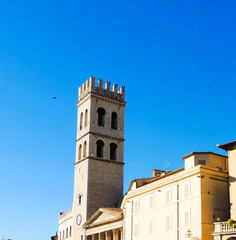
76 214 82 225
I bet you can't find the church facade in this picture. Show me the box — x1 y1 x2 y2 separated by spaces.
56 78 236 240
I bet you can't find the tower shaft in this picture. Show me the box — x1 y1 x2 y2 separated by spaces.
72 77 126 240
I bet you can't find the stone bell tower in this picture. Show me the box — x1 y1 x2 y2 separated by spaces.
72 77 126 240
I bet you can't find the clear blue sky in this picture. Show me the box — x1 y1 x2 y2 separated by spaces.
0 0 235 239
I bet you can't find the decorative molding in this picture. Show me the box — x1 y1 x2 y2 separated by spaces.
75 156 125 166
77 92 126 107
76 131 125 142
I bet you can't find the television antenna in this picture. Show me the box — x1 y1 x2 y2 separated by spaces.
165 158 169 172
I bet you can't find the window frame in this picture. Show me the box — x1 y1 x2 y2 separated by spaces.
78 144 82 160
198 159 206 165
97 107 106 127
110 143 117 160
85 109 88 127
165 215 171 231
96 140 104 158
111 112 118 129
184 209 191 226
83 141 87 158
80 112 83 130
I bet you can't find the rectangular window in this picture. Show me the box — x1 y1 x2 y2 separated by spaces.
134 200 140 213
149 195 154 209
81 235 83 240
79 195 82 205
66 228 68 237
198 160 206 165
134 223 140 236
166 190 170 203
184 210 191 226
60 232 61 240
70 226 72 236
149 219 155 234
184 184 189 198
63 230 64 239
166 216 171 230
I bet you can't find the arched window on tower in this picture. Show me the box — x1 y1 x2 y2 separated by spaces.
110 143 117 160
85 109 88 127
97 107 105 126
80 112 83 130
83 141 87 158
111 112 118 129
78 144 82 160
96 140 104 158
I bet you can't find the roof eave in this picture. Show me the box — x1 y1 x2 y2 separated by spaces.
217 140 236 151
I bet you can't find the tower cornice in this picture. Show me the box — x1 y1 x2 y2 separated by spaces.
76 131 125 143
77 92 126 108
74 156 125 166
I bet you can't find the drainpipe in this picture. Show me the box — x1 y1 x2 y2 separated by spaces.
123 207 126 240
177 185 179 240
131 201 133 240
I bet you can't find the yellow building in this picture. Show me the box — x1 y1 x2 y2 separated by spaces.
84 152 229 240
57 78 234 240
213 141 236 240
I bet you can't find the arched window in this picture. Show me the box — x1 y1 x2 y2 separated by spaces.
85 109 88 127
78 144 82 160
96 140 104 158
111 112 118 129
97 107 105 126
80 112 83 130
83 141 87 158
110 143 117 160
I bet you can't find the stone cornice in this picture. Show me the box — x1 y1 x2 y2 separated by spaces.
77 92 126 108
76 131 125 142
74 156 125 166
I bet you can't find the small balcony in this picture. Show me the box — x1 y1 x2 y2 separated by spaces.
214 221 236 234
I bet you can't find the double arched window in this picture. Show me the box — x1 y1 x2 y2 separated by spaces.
96 108 118 130
97 108 105 126
110 143 117 160
111 112 118 129
96 140 118 160
78 142 87 160
96 140 104 158
79 109 88 130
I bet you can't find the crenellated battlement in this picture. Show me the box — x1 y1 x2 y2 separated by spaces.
78 76 125 102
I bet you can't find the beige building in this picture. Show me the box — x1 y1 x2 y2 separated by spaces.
57 78 235 240
84 152 229 240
